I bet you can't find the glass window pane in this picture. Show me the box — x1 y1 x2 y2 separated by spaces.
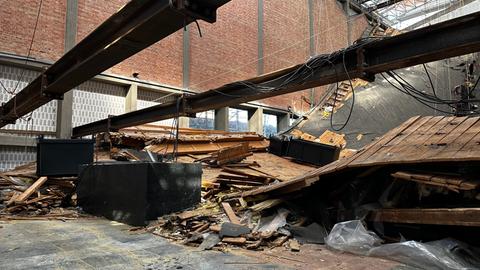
228 108 248 132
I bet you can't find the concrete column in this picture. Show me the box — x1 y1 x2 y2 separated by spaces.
56 0 77 138
277 113 291 132
178 117 189 128
346 0 352 46
214 107 229 131
182 26 190 88
248 108 264 135
125 84 138 113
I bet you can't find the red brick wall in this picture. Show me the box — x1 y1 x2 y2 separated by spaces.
260 0 310 111
0 0 65 61
0 0 368 112
77 0 183 86
259 0 368 111
189 0 258 91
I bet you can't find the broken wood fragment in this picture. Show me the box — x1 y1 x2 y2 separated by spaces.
221 202 240 224
14 177 48 203
222 237 247 245
288 239 300 252
369 208 480 227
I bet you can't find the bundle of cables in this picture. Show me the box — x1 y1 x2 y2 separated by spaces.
380 64 476 115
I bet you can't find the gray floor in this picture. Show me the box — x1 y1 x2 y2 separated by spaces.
0 219 284 270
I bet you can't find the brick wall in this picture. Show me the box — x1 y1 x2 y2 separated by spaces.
0 0 65 61
77 0 184 86
0 0 368 112
189 0 258 91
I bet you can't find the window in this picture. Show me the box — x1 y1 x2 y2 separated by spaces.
228 108 248 132
263 113 278 137
189 110 214 130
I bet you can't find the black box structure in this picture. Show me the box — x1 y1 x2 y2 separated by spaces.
77 162 202 226
268 136 289 156
286 139 340 166
36 138 94 176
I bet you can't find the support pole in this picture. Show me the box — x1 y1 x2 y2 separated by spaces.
248 108 264 135
56 0 77 138
214 107 229 131
277 113 291 132
178 117 189 128
125 84 138 113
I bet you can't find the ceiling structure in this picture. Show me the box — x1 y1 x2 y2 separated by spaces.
356 0 480 29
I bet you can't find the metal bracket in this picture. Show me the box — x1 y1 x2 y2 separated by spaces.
171 0 224 23
356 48 375 82
40 73 64 100
106 116 119 133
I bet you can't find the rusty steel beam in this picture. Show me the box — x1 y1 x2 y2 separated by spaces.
72 11 480 137
0 0 230 127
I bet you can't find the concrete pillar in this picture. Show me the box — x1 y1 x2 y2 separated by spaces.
346 0 352 46
125 84 138 113
277 113 291 132
248 108 264 135
214 107 229 131
178 117 189 128
56 0 77 138
182 26 190 88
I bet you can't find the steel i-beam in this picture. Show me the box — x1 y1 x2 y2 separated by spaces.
0 0 230 127
72 11 480 137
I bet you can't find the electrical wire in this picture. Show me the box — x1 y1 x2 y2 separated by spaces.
12 0 43 95
381 73 457 115
423 64 437 97
1 0 43 126
330 48 355 131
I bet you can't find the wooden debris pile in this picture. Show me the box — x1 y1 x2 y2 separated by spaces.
392 171 480 193
0 163 78 218
242 116 480 244
134 146 321 251
98 124 269 156
194 143 253 167
140 196 314 251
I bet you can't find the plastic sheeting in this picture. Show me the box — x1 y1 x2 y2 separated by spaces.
325 220 382 255
325 220 480 270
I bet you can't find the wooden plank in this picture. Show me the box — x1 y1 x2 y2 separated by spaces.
14 177 48 203
369 208 480 226
216 178 263 186
221 202 240 225
384 116 438 147
360 116 444 165
217 174 265 183
222 237 246 245
339 116 421 169
378 116 450 163
426 117 480 161
451 132 480 160
411 116 468 160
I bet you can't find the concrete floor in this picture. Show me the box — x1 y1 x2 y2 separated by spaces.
0 218 405 270
0 219 283 270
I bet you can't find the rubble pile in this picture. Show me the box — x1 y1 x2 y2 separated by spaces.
128 141 323 251
0 162 80 219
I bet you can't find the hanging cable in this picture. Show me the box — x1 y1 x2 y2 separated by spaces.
330 48 355 131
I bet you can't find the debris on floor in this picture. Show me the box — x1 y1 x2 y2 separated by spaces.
3 117 480 269
0 162 80 219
